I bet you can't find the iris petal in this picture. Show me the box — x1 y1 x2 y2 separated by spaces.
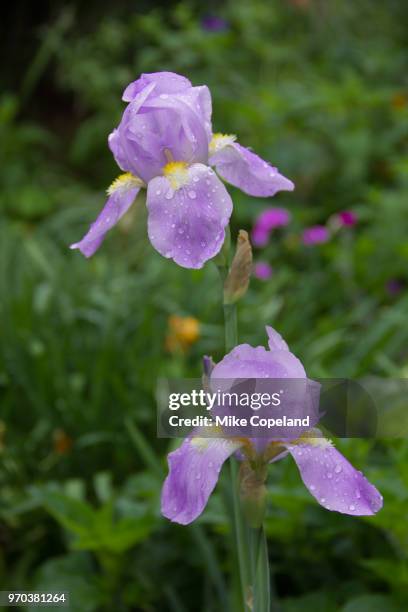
146 163 233 269
161 436 243 525
122 72 191 102
288 441 383 515
70 185 141 257
210 142 294 197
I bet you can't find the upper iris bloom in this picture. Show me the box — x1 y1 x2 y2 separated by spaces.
70 72 294 269
161 326 383 524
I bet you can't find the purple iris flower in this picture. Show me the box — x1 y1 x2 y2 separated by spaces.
161 326 382 525
302 225 330 246
252 207 291 247
70 72 294 269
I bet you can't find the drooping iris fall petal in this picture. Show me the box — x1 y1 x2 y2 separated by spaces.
70 178 142 257
146 163 232 269
209 141 294 197
161 436 243 525
287 441 383 515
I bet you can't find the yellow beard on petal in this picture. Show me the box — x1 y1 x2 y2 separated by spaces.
296 429 334 448
209 133 237 155
107 172 144 195
163 161 190 190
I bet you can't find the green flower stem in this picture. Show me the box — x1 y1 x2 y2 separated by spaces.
217 230 271 612
249 526 271 612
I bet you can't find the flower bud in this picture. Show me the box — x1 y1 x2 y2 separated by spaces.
224 230 253 304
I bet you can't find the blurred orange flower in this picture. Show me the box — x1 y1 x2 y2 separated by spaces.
53 428 73 455
165 315 200 353
391 92 407 110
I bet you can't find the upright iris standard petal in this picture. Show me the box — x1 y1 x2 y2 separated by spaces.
161 436 243 525
70 179 142 257
169 85 212 142
114 93 210 183
122 72 192 102
209 141 294 197
287 441 383 515
266 325 289 351
146 163 233 269
211 326 305 382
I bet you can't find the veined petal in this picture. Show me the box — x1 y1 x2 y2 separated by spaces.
70 175 143 257
146 163 232 269
209 140 294 197
161 436 243 525
288 441 383 515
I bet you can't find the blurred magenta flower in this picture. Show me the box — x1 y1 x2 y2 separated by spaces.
161 327 383 524
253 261 273 280
337 210 358 227
252 207 291 247
201 15 229 32
302 225 330 245
71 72 293 269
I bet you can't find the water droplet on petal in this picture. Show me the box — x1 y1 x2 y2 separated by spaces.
165 190 174 200
188 190 197 199
160 94 169 99
349 504 355 511
156 189 161 195
327 472 333 479
193 176 199 183
310 484 315 491
334 465 342 474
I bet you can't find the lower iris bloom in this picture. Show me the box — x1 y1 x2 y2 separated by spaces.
161 327 382 524
70 71 293 269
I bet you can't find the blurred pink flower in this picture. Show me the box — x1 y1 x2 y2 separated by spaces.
253 262 273 280
302 225 330 245
252 207 291 247
337 210 358 227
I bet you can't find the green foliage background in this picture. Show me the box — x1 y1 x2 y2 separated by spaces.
1 0 408 610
